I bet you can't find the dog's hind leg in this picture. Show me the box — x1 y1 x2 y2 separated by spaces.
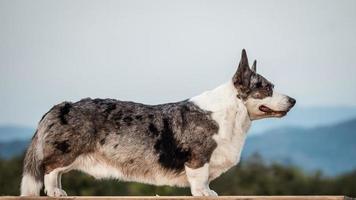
44 167 70 197
21 132 44 196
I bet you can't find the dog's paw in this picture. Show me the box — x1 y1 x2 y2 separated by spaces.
191 188 218 196
45 187 67 197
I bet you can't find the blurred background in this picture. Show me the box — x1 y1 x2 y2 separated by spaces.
0 0 356 196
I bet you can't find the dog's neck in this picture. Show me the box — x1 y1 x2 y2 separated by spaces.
191 80 251 162
190 81 246 114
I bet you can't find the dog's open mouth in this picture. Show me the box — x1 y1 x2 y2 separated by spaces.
259 105 287 116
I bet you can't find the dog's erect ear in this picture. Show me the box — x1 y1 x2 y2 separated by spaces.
251 60 257 72
234 49 251 85
240 49 249 67
232 49 253 98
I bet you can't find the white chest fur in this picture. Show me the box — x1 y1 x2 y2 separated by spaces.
208 105 250 180
190 81 251 181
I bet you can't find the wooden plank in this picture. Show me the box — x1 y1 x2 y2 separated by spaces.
0 196 353 200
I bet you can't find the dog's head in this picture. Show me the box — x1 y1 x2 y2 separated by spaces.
232 49 296 120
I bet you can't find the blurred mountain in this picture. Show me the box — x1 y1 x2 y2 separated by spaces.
0 126 32 158
0 140 28 159
0 125 34 142
243 118 356 176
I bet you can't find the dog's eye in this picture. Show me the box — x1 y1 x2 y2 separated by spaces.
266 87 273 96
266 86 273 94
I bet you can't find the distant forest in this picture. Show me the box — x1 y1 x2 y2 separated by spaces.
0 154 355 197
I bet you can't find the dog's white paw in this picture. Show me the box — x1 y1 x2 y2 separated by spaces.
45 187 67 197
191 188 218 196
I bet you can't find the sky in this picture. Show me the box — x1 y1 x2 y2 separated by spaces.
0 0 356 127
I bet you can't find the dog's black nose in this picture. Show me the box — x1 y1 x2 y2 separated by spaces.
288 97 296 106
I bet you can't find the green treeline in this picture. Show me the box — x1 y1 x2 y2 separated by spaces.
0 154 355 196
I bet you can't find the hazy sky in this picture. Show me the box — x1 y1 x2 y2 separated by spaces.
1 0 356 127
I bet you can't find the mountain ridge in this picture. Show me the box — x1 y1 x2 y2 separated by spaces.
243 118 356 176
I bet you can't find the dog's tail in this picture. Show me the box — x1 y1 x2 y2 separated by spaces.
20 130 44 196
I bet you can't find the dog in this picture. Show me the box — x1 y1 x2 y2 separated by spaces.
20 49 295 197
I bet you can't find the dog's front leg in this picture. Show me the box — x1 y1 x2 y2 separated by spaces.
185 163 218 196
